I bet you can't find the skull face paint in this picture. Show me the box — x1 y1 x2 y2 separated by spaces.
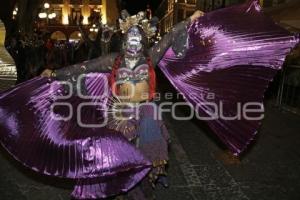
125 26 143 57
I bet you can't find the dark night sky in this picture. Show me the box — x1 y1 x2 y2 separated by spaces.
121 0 161 15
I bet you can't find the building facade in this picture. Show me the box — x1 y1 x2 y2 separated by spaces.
37 0 119 41
156 0 244 34
155 0 294 34
156 0 196 34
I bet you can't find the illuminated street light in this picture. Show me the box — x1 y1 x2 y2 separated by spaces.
13 7 18 17
90 24 99 33
48 13 57 19
44 3 50 9
48 14 54 19
38 12 47 19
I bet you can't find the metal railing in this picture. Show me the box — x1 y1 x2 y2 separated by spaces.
276 64 300 114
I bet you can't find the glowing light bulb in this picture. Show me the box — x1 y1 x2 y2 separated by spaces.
44 3 50 9
39 12 47 19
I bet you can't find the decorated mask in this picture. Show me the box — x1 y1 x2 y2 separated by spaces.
125 26 143 56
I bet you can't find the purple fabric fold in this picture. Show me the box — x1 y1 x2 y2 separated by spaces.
0 1 299 199
0 76 151 199
158 0 299 155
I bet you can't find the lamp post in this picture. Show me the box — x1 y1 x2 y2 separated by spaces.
44 2 50 24
12 7 18 19
38 2 56 25
89 24 99 33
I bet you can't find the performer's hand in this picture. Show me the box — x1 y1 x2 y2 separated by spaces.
40 69 53 77
190 10 205 22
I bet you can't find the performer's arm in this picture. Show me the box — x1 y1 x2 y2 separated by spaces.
41 53 118 79
149 11 204 66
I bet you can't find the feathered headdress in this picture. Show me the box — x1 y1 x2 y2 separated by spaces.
119 10 158 38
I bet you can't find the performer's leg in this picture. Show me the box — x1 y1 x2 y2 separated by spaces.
136 103 170 186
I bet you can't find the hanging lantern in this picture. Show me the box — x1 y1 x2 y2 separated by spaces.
82 0 90 25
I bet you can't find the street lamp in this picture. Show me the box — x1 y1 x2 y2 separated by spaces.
89 28 99 32
12 7 18 19
90 24 99 33
44 3 50 9
48 13 57 19
38 3 56 23
38 12 47 19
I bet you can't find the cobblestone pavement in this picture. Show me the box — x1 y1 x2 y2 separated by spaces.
0 80 300 200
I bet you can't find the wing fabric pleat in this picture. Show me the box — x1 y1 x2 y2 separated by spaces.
0 75 151 199
158 0 299 155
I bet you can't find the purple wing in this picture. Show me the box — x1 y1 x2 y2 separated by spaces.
158 0 299 155
0 74 151 199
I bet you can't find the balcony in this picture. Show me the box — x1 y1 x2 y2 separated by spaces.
50 0 102 5
177 0 196 4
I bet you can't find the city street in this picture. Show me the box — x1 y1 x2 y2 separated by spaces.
0 0 300 199
0 78 300 200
